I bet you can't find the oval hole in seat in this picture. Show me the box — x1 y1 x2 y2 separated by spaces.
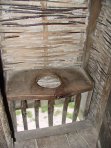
37 75 61 89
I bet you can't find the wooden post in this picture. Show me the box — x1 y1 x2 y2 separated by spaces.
0 95 13 148
73 94 81 121
9 101 17 132
62 97 71 124
34 100 40 128
84 90 93 118
48 100 55 126
21 100 28 130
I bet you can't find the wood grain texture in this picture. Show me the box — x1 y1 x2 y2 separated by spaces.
34 100 40 128
99 89 111 148
9 101 17 132
37 135 70 148
21 100 28 130
15 139 37 148
7 68 93 100
48 100 55 126
14 120 98 148
0 96 12 148
83 0 102 67
15 120 94 141
67 126 97 148
73 94 81 121
86 0 111 131
62 97 71 124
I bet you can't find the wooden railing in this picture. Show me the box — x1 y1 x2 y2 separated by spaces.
9 94 82 132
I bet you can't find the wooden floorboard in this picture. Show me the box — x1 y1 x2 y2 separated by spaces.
15 120 93 141
14 139 38 148
66 133 89 148
66 126 97 148
14 120 98 148
37 135 70 148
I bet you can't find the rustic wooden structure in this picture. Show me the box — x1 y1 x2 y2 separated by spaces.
0 0 111 148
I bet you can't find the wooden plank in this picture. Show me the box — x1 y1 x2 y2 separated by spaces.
48 100 55 126
0 96 13 148
15 127 98 148
66 133 89 148
15 139 38 148
73 94 81 121
83 0 102 67
37 135 70 148
9 100 17 132
99 90 111 148
84 91 93 118
7 68 93 101
66 123 98 148
15 120 95 141
62 97 71 124
34 100 40 128
85 1 111 131
21 100 28 130
15 120 98 148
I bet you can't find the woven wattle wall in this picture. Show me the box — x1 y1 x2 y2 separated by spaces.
0 0 87 72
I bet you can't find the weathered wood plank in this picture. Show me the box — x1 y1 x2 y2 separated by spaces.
99 90 111 148
34 100 40 128
7 68 93 100
62 97 71 124
73 94 81 121
84 91 93 118
48 100 55 126
0 96 13 148
9 101 17 132
37 135 70 148
15 120 94 141
21 100 28 130
85 0 111 132
66 133 89 148
67 126 97 148
15 139 37 148
15 120 98 148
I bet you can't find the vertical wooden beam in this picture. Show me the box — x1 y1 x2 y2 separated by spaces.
62 97 71 124
0 95 13 148
99 89 111 148
40 1 49 67
84 90 93 118
48 100 55 126
73 94 81 121
9 101 17 132
83 0 102 68
21 100 28 130
0 50 15 141
34 100 40 128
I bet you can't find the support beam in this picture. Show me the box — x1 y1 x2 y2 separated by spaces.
0 95 13 148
